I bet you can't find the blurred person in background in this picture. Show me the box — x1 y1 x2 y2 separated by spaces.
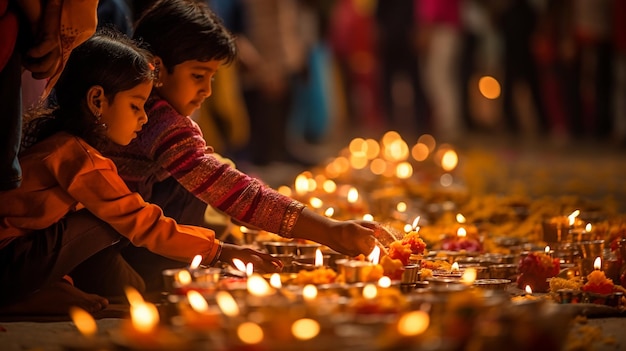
375 0 432 135
329 0 385 133
497 0 551 137
416 0 463 142
237 0 310 166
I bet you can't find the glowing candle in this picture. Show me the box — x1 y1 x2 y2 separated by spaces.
594 257 602 270
461 268 477 285
216 291 240 318
368 246 381 265
324 207 335 218
397 310 430 337
378 276 392 288
362 284 378 299
451 262 460 273
457 228 467 238
568 210 580 226
182 290 221 330
315 248 324 267
302 284 318 302
63 307 110 351
292 318 320 341
189 254 202 270
247 273 274 297
237 322 264 345
269 273 282 289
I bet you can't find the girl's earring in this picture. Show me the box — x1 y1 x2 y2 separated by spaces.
154 67 163 88
95 111 107 130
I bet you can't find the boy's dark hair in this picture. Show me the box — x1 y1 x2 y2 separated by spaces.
133 0 237 72
22 28 155 149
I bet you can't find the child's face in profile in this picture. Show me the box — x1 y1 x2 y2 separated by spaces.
156 59 222 116
100 81 153 145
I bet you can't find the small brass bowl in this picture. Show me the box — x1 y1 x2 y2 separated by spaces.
472 279 511 291
262 241 298 255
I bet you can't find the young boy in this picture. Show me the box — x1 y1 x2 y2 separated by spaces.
103 0 394 292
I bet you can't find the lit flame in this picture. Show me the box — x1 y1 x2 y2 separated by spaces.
246 263 253 276
568 210 580 226
69 307 97 337
362 213 374 221
368 245 380 265
397 311 430 336
247 273 273 296
237 322 263 344
411 143 430 161
378 276 391 288
456 213 466 223
594 257 602 270
461 268 477 285
324 207 334 217
478 76 501 99
292 318 320 340
294 174 309 195
309 197 323 209
187 290 209 312
396 202 407 212
525 285 533 294
277 185 292 197
216 291 239 317
307 178 317 192
322 179 337 193
585 223 592 232
395 162 413 179
411 216 421 230
347 187 359 203
130 302 159 333
232 258 247 273
456 227 467 238
403 223 413 233
451 262 460 272
441 150 458 172
302 284 318 301
362 284 378 299
269 273 282 289
315 248 324 267
125 286 144 306
175 270 192 286
189 254 203 270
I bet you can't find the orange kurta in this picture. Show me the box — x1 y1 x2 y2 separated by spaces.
0 132 220 264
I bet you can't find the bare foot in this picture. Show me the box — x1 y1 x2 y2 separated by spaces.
0 281 109 316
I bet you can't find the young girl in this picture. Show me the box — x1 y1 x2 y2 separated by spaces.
0 29 280 316
103 0 394 292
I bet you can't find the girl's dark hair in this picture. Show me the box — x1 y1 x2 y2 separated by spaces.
22 28 155 150
133 0 237 72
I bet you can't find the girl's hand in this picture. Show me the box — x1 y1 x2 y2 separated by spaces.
219 243 284 273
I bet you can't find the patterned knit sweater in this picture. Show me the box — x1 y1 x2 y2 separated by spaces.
103 95 303 237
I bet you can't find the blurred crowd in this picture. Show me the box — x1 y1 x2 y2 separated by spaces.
23 0 626 166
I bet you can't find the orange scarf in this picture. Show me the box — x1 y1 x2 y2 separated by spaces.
41 0 98 98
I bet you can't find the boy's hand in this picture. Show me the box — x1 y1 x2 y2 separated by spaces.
319 221 379 258
220 243 284 273
352 220 399 247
